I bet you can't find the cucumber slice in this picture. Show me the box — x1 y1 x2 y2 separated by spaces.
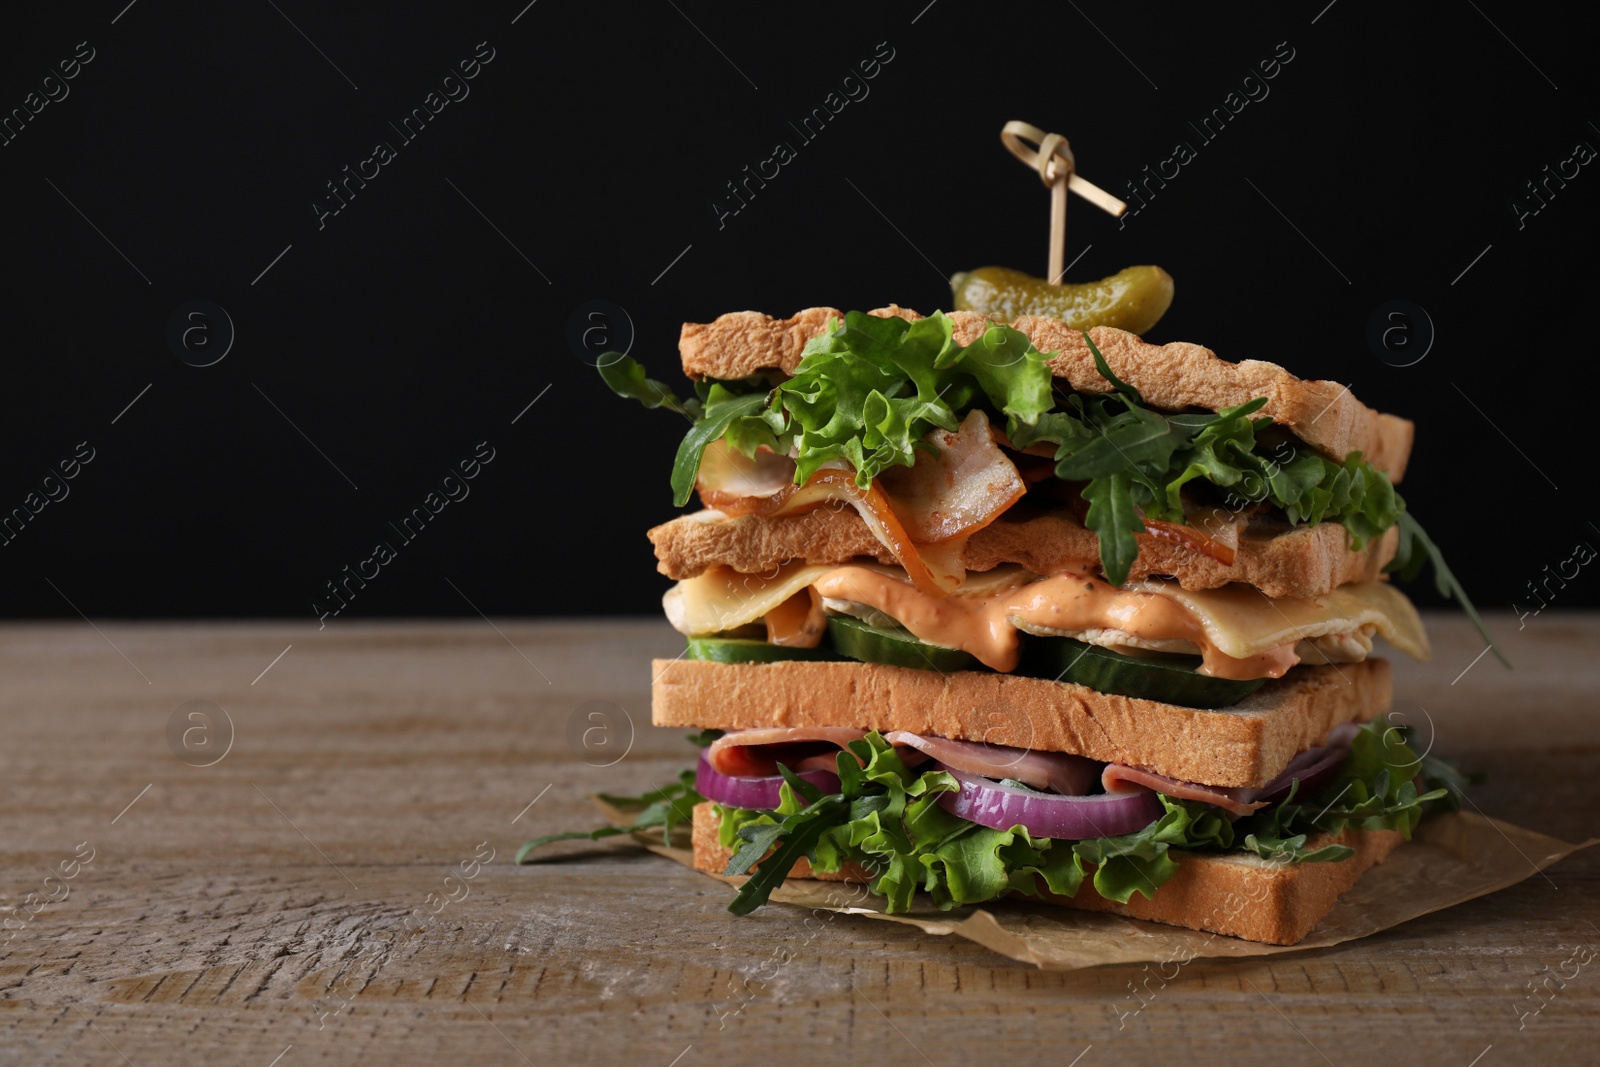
697 623 1264 709
826 615 982 673
1018 636 1265 708
685 636 839 664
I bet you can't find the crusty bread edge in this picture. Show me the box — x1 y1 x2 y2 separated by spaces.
653 658 1392 789
678 308 1413 481
691 801 1404 945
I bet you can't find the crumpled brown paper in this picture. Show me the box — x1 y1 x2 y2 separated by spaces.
606 805 1594 970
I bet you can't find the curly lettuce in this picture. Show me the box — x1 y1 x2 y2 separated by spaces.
600 311 1054 507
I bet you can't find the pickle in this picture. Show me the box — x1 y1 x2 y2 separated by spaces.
950 265 1174 335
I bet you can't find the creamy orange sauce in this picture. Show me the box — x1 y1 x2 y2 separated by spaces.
810 566 1299 680
764 588 827 647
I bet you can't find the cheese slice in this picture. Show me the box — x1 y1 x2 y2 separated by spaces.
1136 579 1430 662
665 562 837 636
664 562 1036 637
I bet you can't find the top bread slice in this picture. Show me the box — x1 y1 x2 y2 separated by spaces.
679 307 1414 482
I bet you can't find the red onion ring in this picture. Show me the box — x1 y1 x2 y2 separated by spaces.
695 752 841 811
1253 741 1352 809
934 765 1165 839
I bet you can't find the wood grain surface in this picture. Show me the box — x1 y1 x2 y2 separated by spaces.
1 613 1595 1066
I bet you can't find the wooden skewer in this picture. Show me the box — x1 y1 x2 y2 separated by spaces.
1000 121 1128 282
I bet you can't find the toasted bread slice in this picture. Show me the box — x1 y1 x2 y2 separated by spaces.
690 802 1403 945
650 507 1399 599
653 657 1390 789
679 308 1413 481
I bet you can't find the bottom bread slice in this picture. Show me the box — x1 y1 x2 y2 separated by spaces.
691 801 1403 945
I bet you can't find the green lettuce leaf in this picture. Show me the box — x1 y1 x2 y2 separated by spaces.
1071 794 1235 903
775 312 1051 486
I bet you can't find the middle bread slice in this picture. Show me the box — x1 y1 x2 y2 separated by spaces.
651 506 1400 601
652 656 1391 790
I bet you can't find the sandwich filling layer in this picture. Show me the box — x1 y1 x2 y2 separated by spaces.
665 560 1429 682
603 306 1497 662
687 722 1456 916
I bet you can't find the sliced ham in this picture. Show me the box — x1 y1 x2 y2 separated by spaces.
706 727 867 777
884 731 1102 796
705 724 1358 818
707 726 1100 791
1101 764 1268 816
1101 724 1360 816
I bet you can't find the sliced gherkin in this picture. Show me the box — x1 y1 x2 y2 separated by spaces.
951 264 1174 335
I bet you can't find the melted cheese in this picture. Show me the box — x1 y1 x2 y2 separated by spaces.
663 561 837 635
1138 579 1430 662
663 565 1429 681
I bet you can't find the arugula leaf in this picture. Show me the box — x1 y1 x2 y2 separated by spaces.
1416 748 1482 813
1080 472 1146 587
597 352 702 420
1161 399 1270 510
728 796 849 915
1241 832 1355 865
686 728 724 748
668 388 771 506
1080 330 1142 404
776 761 825 805
1237 721 1446 853
1388 511 1507 667
1053 400 1188 482
515 769 703 862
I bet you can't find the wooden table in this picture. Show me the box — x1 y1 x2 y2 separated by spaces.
1 613 1595 1066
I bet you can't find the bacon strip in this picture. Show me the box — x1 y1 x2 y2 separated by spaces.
697 412 1026 598
1141 518 1237 566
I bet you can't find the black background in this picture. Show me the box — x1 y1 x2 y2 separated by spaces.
2 1 1595 622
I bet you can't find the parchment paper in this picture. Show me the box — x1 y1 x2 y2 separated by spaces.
603 804 1595 970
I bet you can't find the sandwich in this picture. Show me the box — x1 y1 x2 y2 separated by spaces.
532 305 1484 946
